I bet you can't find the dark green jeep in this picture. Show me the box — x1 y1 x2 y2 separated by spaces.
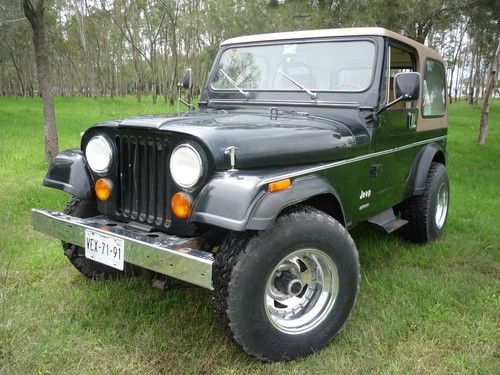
32 27 449 361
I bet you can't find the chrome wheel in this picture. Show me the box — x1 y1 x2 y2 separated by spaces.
435 182 448 229
264 248 339 334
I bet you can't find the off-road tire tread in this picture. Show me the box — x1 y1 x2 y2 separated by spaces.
399 162 446 243
211 206 360 361
211 230 254 340
62 196 129 280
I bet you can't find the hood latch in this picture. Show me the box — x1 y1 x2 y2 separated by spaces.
224 146 239 172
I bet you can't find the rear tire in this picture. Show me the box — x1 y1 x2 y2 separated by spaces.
211 207 360 361
399 162 450 243
62 196 134 280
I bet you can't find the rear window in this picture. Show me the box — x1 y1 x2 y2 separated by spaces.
422 59 446 117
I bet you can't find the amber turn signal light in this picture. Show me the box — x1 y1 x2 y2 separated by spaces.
95 178 112 201
268 178 291 193
171 192 193 219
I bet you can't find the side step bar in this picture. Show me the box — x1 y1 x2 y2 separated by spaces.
31 209 214 289
368 208 408 234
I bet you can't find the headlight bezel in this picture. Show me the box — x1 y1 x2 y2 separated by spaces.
170 143 204 189
85 135 113 174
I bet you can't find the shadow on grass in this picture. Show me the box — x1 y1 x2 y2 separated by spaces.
351 222 418 271
64 272 250 369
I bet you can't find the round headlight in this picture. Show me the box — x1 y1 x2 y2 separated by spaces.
170 144 203 188
85 135 113 173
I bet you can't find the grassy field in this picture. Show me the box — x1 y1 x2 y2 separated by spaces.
0 96 498 374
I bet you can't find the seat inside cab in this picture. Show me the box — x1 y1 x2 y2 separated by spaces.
388 46 416 109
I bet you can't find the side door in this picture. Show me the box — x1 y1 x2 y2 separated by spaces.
370 42 421 209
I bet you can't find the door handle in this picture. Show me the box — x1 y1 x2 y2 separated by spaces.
370 164 382 177
407 112 416 129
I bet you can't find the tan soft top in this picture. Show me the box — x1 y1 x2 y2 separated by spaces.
221 27 442 62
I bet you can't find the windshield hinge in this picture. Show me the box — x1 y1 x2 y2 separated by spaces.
270 107 279 120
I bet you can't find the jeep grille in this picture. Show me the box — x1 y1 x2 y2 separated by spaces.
114 135 172 227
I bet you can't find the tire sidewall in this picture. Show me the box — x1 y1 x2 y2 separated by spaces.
226 212 359 360
427 164 450 240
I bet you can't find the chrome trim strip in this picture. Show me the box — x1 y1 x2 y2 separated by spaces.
259 136 447 185
31 209 214 289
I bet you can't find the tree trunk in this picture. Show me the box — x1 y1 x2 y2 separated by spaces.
150 49 157 104
457 63 465 102
0 59 5 96
468 49 476 105
23 0 59 162
448 24 466 105
473 52 482 105
478 40 500 145
132 47 141 103
169 30 179 105
7 46 26 97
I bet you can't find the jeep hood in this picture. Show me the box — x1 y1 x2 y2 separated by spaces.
98 110 370 170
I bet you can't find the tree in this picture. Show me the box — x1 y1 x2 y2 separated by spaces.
22 0 59 162
446 20 467 104
478 40 500 145
465 0 500 105
0 0 495 114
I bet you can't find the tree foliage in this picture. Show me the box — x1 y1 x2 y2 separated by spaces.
0 0 498 105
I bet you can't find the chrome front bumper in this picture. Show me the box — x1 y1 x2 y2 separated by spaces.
31 209 214 289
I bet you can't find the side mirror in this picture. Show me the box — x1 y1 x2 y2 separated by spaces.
377 72 421 115
394 72 421 101
180 68 192 90
177 68 195 114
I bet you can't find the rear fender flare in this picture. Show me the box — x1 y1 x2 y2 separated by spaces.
407 143 446 197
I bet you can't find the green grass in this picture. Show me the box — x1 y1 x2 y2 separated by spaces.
0 96 499 374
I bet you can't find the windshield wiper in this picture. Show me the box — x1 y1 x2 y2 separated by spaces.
277 69 317 100
218 68 248 98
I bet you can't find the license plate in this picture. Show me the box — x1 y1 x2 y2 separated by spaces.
85 229 124 270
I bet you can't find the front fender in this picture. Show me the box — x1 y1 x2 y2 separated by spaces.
43 150 94 199
191 171 343 231
190 172 264 231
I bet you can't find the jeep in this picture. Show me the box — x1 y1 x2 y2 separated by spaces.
32 27 449 361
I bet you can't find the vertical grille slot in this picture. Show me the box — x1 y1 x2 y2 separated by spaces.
115 134 171 226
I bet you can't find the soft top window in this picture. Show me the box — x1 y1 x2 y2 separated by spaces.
422 59 446 117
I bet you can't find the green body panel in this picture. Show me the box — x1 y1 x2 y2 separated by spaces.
371 107 420 213
322 158 373 225
323 106 447 227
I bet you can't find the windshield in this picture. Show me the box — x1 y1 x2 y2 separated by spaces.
211 40 376 93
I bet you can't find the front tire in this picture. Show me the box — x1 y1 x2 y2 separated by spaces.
62 196 134 280
212 207 360 361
